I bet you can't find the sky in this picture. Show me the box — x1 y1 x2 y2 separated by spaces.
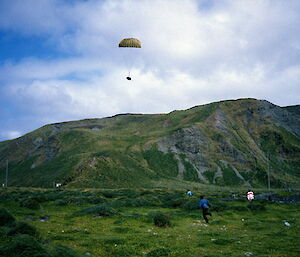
0 0 300 141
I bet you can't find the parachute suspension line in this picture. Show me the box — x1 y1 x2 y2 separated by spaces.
118 38 141 80
126 71 132 80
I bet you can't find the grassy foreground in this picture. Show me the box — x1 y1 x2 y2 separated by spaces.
0 188 299 257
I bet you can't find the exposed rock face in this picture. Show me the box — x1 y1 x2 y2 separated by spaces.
258 100 300 137
155 100 300 187
158 126 210 183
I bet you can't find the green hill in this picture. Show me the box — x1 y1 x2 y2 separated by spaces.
1 98 300 189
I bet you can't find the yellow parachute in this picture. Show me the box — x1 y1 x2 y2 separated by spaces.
119 38 142 48
118 38 142 80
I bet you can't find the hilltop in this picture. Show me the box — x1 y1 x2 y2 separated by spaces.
1 98 300 189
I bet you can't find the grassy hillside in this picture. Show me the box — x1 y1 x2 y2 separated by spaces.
0 98 299 189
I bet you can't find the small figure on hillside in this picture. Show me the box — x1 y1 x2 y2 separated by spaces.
247 189 254 202
199 195 212 223
187 190 193 196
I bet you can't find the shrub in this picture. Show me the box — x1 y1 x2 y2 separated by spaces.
147 248 171 257
149 212 171 227
230 205 248 211
78 203 117 216
19 198 41 210
210 202 228 212
212 238 235 245
112 227 131 233
116 189 141 198
49 245 81 257
0 208 15 226
164 197 186 208
247 203 266 211
7 221 40 238
52 199 68 206
181 199 198 211
0 234 49 257
101 190 119 198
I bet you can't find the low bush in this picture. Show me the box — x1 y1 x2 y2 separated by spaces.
230 205 248 211
0 208 15 226
101 190 120 198
212 238 235 245
78 203 117 216
149 211 171 227
164 197 186 208
147 247 171 257
210 202 228 212
0 234 48 257
19 198 40 210
247 203 266 211
49 245 81 257
52 199 68 206
181 198 198 211
7 221 40 238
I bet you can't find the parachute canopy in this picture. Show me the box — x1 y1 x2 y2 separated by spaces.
119 38 142 48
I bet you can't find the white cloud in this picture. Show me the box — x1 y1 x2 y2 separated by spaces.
1 130 22 140
0 0 300 140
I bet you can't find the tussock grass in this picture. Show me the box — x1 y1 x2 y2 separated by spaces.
0 188 299 257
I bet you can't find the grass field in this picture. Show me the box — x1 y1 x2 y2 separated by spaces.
0 187 299 257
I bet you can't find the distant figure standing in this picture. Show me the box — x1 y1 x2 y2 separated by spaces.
187 190 193 196
247 190 254 202
199 195 212 223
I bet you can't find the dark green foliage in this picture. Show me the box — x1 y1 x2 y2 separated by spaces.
52 199 68 206
78 203 117 216
149 211 171 227
143 149 178 178
212 238 235 245
68 196 104 205
210 202 228 212
101 190 120 198
112 227 131 233
211 131 224 142
111 196 161 208
230 205 248 211
7 221 40 238
181 198 198 211
102 237 125 245
0 198 81 257
160 192 185 208
164 197 186 208
203 170 215 184
147 248 171 257
49 245 81 257
0 208 15 226
19 198 41 210
0 234 49 257
221 165 244 186
247 203 266 211
180 154 199 182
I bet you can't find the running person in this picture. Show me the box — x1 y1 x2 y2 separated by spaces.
199 195 212 223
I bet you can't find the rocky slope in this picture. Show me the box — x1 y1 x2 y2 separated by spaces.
1 98 299 189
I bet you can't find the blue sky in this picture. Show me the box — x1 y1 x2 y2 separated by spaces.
0 0 300 141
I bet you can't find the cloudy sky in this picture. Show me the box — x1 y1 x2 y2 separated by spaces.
0 0 300 141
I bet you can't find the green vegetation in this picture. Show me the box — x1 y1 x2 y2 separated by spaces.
0 187 299 257
0 98 299 189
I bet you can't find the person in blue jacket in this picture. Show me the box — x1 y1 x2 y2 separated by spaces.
199 195 212 223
